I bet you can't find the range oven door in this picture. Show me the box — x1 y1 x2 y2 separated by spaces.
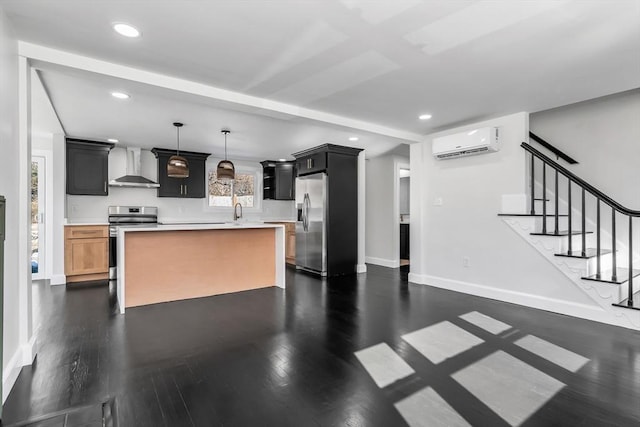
109 226 117 280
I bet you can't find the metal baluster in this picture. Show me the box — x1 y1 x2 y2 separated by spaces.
542 163 547 234
554 169 559 235
567 179 572 254
596 198 601 279
581 188 586 257
530 154 535 215
611 208 617 282
628 217 634 307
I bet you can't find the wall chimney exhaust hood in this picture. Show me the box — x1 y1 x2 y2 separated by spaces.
109 147 160 188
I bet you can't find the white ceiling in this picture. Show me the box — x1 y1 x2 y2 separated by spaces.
3 0 640 157
34 64 409 159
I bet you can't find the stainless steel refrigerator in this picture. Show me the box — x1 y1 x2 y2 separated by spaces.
296 172 328 276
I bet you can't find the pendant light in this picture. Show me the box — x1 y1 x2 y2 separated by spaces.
216 129 235 181
168 122 189 178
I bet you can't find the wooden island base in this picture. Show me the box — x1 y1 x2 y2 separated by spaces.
124 227 277 309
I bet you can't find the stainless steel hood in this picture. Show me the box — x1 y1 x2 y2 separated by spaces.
109 147 160 188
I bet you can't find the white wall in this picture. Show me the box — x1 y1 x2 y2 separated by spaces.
531 89 640 208
399 177 410 215
365 153 408 267
410 112 599 319
0 4 23 402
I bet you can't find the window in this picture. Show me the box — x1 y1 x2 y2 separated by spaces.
208 170 257 208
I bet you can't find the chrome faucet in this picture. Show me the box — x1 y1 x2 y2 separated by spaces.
233 202 243 221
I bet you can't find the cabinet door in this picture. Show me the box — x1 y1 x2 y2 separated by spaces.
67 144 109 195
156 154 186 197
286 228 296 264
65 238 108 275
275 163 294 200
296 152 326 176
184 158 206 198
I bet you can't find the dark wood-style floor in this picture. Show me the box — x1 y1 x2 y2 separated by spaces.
2 266 640 426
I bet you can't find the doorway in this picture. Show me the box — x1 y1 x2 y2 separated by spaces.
31 156 45 280
398 167 410 266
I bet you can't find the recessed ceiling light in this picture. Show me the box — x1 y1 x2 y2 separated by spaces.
107 138 119 143
278 158 287 162
419 114 432 120
349 137 359 141
111 91 130 99
113 23 141 38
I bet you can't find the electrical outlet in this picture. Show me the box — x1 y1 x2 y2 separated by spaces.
462 256 470 268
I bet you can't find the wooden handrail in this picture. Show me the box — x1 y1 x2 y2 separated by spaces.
522 142 640 216
529 132 578 164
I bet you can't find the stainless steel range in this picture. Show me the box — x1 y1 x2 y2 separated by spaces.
108 206 158 279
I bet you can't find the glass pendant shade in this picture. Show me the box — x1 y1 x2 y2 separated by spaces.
168 122 189 178
168 155 189 178
216 159 235 180
217 129 235 180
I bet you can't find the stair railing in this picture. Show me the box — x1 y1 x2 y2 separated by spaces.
529 132 579 164
522 142 640 310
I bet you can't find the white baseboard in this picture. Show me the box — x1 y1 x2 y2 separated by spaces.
21 331 38 365
408 273 639 330
2 348 21 404
356 264 367 274
50 274 66 285
365 256 400 269
2 331 38 404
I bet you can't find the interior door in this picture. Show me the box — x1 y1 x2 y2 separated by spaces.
31 156 45 279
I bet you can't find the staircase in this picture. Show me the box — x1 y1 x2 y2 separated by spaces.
500 133 640 329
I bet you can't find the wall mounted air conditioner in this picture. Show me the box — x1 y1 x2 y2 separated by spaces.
432 127 499 160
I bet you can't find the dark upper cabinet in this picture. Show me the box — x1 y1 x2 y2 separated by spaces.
275 163 295 200
261 161 295 200
295 151 326 176
66 139 114 196
151 148 211 198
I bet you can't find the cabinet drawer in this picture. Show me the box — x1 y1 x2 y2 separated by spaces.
65 225 108 239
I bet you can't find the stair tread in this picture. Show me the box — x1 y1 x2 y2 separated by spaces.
582 268 640 284
530 230 593 236
498 213 569 217
613 291 640 311
555 249 613 259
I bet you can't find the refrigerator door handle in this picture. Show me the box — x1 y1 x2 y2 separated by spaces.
303 193 310 232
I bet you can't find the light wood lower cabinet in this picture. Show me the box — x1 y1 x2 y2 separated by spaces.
64 225 109 283
267 222 295 265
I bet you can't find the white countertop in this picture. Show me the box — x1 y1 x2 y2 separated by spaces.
119 222 285 233
64 222 109 226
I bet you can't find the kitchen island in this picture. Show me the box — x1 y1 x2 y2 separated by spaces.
116 223 285 313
